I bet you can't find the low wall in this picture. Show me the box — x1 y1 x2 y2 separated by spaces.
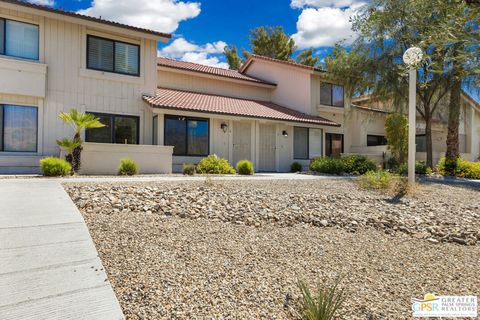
62 143 173 175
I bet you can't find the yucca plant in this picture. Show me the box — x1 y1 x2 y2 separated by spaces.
298 279 346 320
56 138 81 175
58 109 105 173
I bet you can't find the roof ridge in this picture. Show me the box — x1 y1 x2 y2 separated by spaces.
158 56 237 73
241 54 326 73
156 87 272 103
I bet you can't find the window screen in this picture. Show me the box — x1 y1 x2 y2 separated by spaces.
332 85 344 107
4 20 39 60
320 83 332 106
115 41 139 75
294 127 309 159
87 36 114 72
1 105 38 152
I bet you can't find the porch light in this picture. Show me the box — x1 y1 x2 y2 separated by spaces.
220 123 228 133
282 130 288 137
403 46 423 185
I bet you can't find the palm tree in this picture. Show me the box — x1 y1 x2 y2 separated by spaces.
58 109 105 173
56 138 81 175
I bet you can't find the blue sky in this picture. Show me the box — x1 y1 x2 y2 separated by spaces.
39 0 361 68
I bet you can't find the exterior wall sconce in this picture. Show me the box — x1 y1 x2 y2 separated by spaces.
282 130 288 137
220 123 228 133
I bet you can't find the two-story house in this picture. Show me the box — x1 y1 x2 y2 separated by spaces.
0 0 170 173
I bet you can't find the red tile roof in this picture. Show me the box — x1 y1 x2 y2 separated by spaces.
1 0 171 38
143 88 340 127
157 57 276 86
240 54 326 73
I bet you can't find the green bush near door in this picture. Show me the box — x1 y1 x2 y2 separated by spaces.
196 154 236 174
118 158 138 176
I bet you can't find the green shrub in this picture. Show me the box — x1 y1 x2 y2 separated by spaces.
291 161 302 173
40 157 72 176
396 161 432 175
196 154 236 174
182 163 196 175
118 158 138 175
341 155 377 175
298 280 346 320
358 170 396 190
385 113 408 163
310 157 345 174
437 157 480 179
236 160 254 175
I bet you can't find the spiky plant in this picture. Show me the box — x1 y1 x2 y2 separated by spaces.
58 109 105 173
56 138 81 175
298 280 346 320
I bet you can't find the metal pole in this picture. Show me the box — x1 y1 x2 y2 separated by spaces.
408 68 416 185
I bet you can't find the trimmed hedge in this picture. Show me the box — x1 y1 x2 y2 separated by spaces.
196 154 236 174
436 157 480 180
40 157 72 176
118 158 138 176
290 162 302 173
182 163 196 175
309 157 345 174
310 155 377 175
341 155 377 175
237 160 254 175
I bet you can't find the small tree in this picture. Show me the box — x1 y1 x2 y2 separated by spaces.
56 138 81 175
224 45 242 70
296 48 319 67
385 113 408 164
58 109 105 173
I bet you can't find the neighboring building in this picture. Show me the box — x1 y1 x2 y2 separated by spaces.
350 92 480 165
1 0 479 174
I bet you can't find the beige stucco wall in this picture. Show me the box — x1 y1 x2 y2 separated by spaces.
158 69 272 101
0 4 161 173
244 61 312 115
61 143 173 175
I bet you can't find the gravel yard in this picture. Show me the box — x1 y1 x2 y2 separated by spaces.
65 179 480 319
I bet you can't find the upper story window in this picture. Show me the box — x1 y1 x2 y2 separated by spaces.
0 18 39 60
320 82 344 107
87 35 140 76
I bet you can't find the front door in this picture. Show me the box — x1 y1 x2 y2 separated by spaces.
326 133 344 158
259 124 276 171
233 121 252 166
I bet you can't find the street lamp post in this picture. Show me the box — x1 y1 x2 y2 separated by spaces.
402 47 423 185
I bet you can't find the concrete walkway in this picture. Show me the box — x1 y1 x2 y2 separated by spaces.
0 180 124 319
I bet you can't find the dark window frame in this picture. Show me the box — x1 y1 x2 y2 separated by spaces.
0 17 40 60
86 35 140 77
152 115 158 145
164 115 210 157
293 126 310 160
415 134 426 152
85 112 140 144
325 133 344 157
0 104 38 153
367 134 388 146
320 82 344 107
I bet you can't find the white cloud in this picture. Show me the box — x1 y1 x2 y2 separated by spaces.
159 38 228 69
291 6 360 48
27 0 54 6
78 0 201 34
291 0 365 8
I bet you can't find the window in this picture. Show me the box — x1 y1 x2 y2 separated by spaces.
85 113 139 144
0 105 38 152
416 134 426 152
164 115 209 156
294 127 323 159
294 127 309 159
325 133 343 158
87 35 140 76
320 82 344 107
367 135 387 146
0 18 39 60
